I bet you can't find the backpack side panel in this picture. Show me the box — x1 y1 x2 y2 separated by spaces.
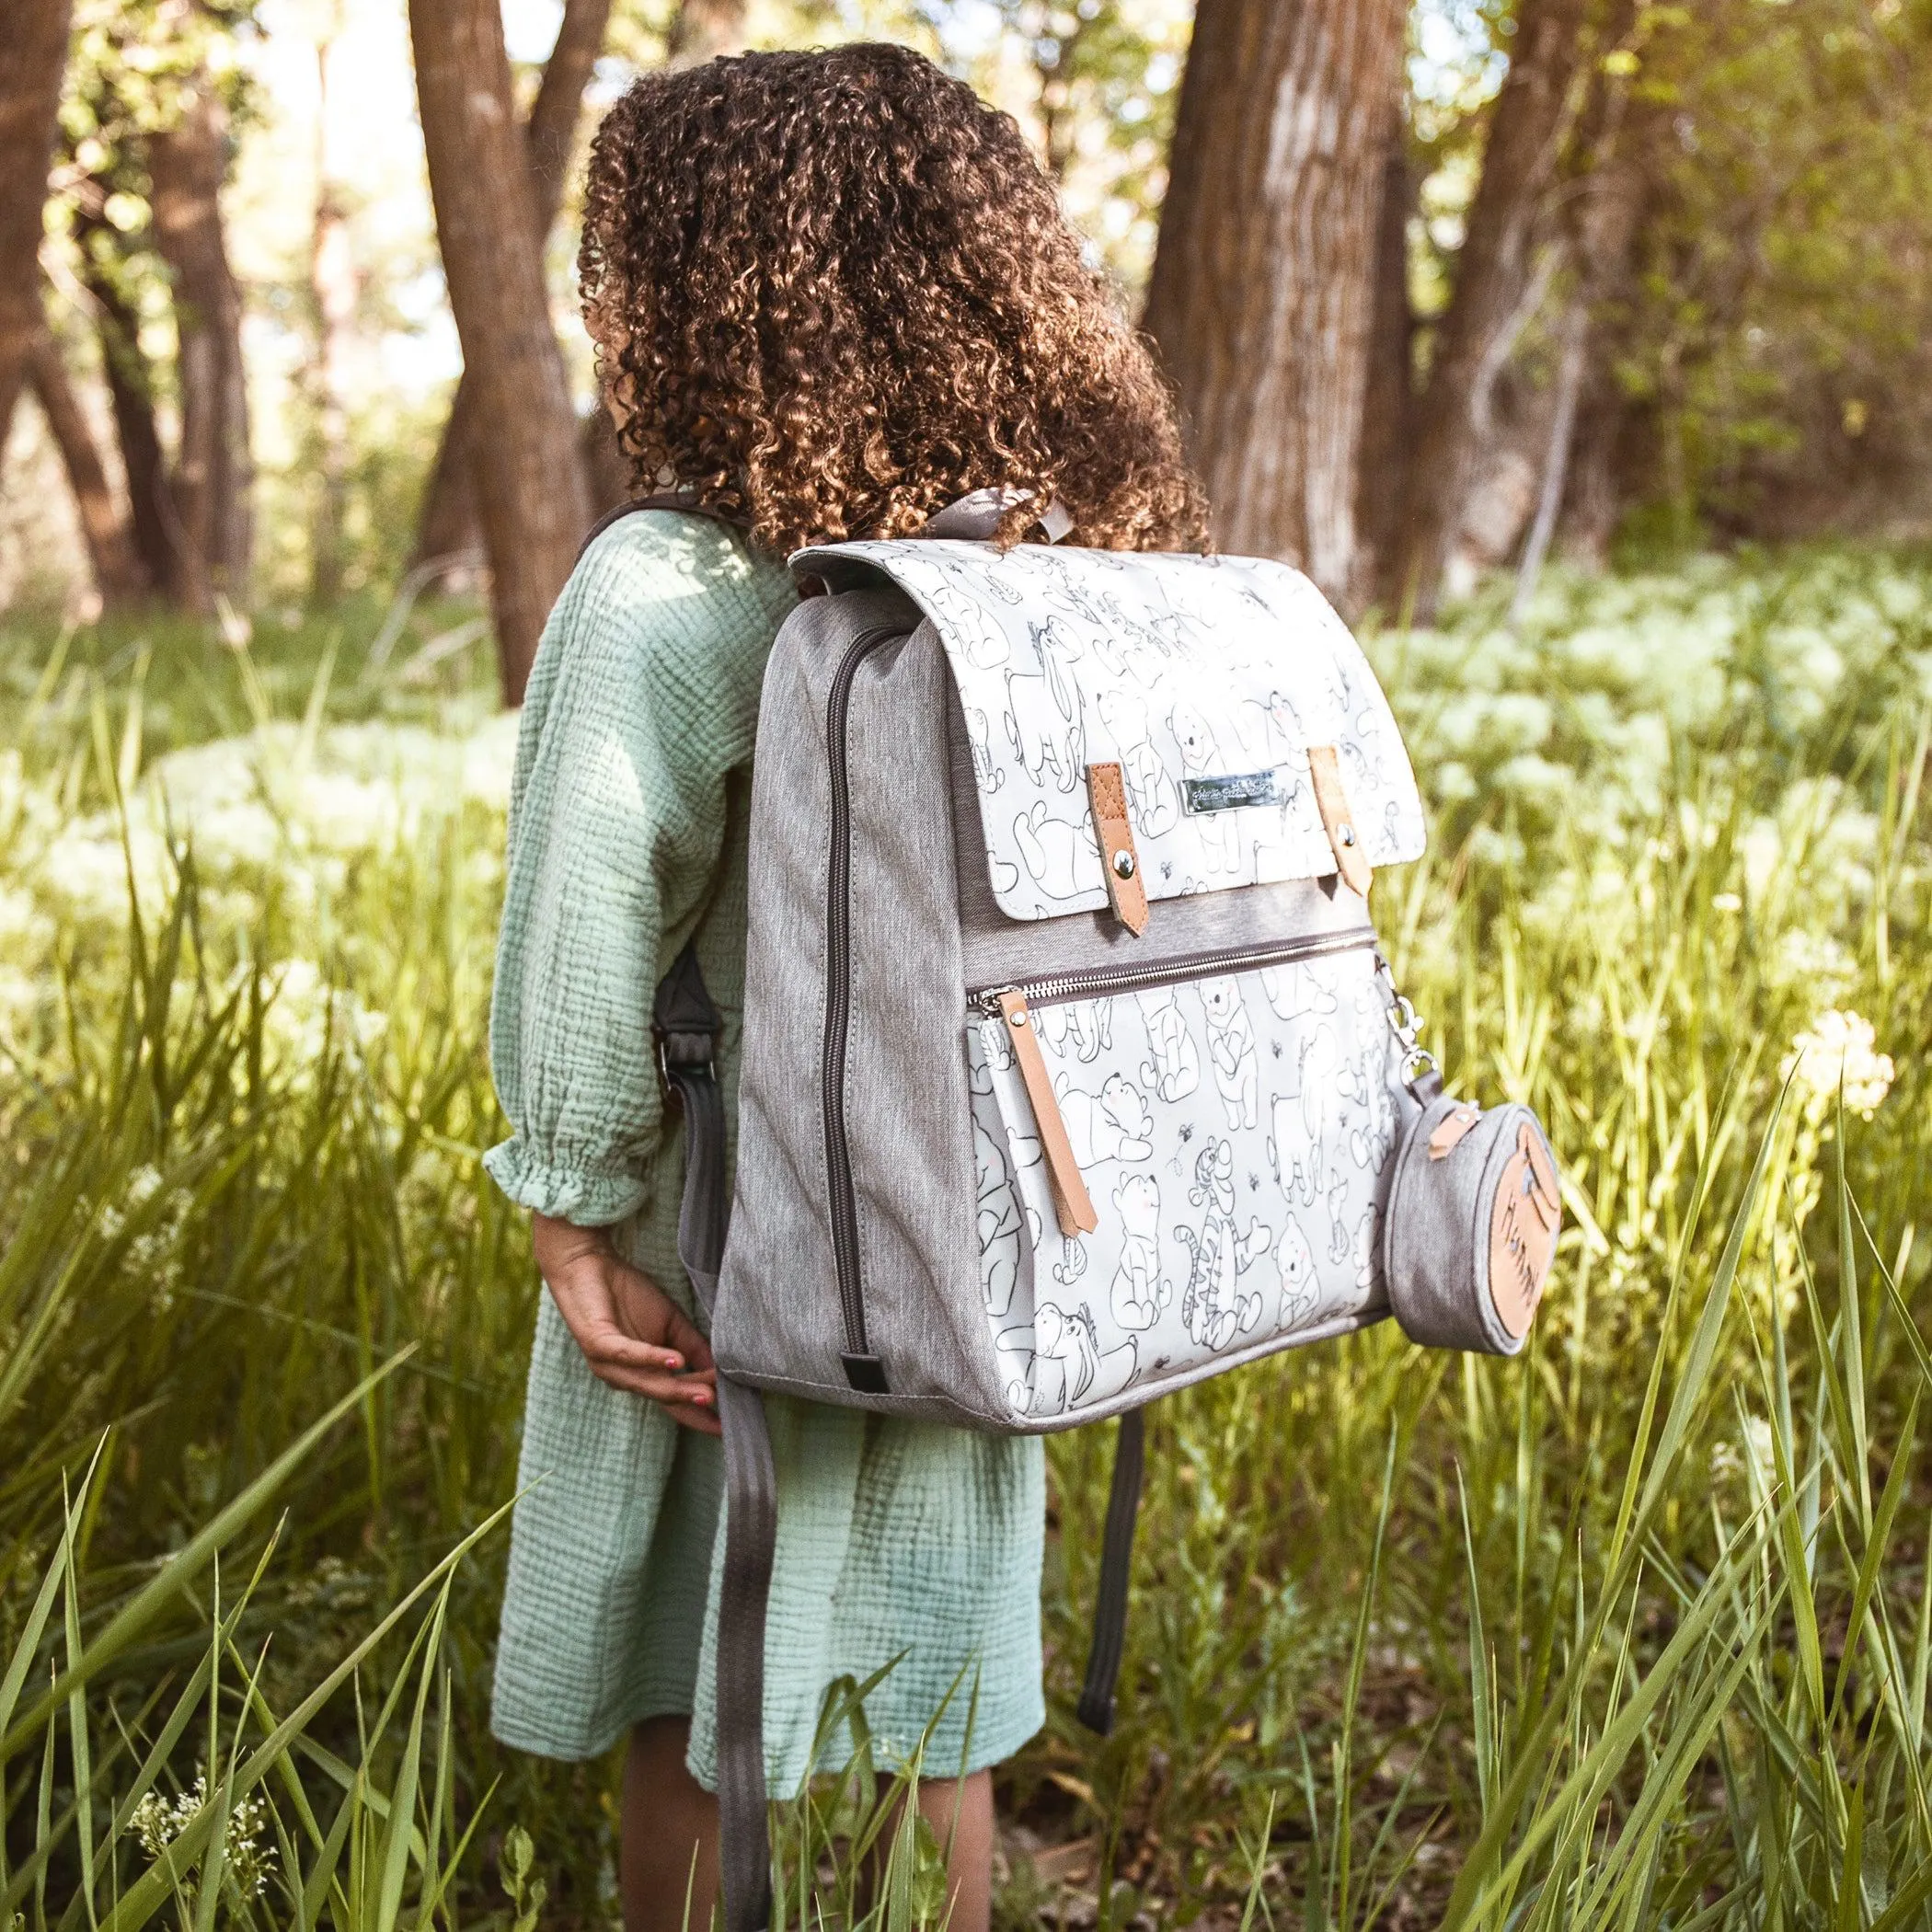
713 593 1010 1428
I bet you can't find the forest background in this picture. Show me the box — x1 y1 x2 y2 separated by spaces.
0 0 1928 1928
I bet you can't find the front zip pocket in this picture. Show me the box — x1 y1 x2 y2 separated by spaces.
964 930 1405 1423
969 929 1377 1242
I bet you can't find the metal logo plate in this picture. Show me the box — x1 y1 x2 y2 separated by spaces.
1181 767 1286 815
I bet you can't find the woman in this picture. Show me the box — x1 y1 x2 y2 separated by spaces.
485 42 1204 1932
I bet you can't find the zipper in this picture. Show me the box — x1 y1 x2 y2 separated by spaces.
822 622 912 1390
969 926 1375 1017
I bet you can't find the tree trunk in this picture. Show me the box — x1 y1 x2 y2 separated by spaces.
1141 0 1408 607
1508 297 1587 621
308 25 360 605
76 213 184 599
409 0 592 704
28 328 147 604
0 0 72 454
1353 91 1415 610
407 0 620 577
1390 0 1593 619
148 79 254 612
1558 85 1656 567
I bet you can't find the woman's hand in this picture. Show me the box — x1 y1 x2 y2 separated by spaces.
532 1213 721 1435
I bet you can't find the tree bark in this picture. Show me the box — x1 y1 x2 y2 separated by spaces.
76 212 184 600
1390 0 1593 619
308 24 360 605
1557 83 1656 567
408 0 620 577
1353 91 1415 609
148 79 254 611
409 0 592 704
0 0 73 455
28 328 147 604
1142 0 1408 607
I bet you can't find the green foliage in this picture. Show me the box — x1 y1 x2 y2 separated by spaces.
1601 0 1932 537
0 545 1926 1926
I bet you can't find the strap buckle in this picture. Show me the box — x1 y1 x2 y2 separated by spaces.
653 1026 717 1101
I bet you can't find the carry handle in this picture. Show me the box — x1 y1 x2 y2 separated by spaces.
917 487 1073 544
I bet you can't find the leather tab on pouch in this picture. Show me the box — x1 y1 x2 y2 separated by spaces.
1086 761 1149 936
1307 744 1374 900
997 990 1099 1237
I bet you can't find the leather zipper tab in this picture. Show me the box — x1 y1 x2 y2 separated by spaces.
996 990 1099 1237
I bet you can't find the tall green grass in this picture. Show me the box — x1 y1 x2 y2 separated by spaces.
1 548 1925 1926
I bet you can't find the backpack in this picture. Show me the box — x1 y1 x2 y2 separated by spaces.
627 492 1563 1931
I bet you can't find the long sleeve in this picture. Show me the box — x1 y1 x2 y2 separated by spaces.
483 512 794 1225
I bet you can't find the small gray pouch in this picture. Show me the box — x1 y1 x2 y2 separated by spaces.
1379 1088 1563 1356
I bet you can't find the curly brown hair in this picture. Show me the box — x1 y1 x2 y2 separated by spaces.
578 42 1206 554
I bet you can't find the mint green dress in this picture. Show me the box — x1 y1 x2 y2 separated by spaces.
484 511 1046 1792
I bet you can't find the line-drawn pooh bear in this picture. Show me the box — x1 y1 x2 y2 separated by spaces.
1275 1213 1318 1328
974 1115 1023 1318
1054 1070 1155 1166
1036 997 1111 1065
924 575 1010 671
1108 1173 1167 1332
1094 689 1179 838
1135 984 1200 1102
1269 1093 1322 1207
1175 1139 1272 1351
1259 958 1339 1027
1012 800 1098 901
1167 700 1242 874
1199 975 1260 1130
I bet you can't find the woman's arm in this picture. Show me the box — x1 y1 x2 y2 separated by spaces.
533 1212 722 1435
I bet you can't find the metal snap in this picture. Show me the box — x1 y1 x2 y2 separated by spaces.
1339 823 1357 848
1111 850 1136 880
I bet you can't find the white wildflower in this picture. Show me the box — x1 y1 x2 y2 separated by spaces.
131 1775 276 1900
1782 1009 1894 1122
1771 928 1859 999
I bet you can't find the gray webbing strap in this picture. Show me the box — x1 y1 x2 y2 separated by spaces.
655 944 776 1932
1075 1405 1146 1735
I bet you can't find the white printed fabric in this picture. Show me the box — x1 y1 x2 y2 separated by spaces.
795 538 1428 922
967 945 1408 1422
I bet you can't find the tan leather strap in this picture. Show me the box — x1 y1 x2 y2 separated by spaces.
1085 761 1149 936
996 991 1098 1236
1307 745 1374 899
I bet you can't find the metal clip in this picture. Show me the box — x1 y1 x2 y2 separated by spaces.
1375 955 1438 1086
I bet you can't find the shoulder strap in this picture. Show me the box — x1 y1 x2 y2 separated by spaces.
652 944 777 1932
579 492 753 564
1075 1406 1146 1735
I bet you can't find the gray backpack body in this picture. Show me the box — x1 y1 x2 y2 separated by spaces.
636 498 1562 1931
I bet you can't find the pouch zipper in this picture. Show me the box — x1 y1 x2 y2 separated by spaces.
969 926 1375 1017
822 623 912 1386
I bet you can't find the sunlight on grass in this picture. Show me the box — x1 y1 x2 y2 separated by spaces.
0 548 1925 1927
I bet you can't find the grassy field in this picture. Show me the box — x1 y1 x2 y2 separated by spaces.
0 547 1925 1930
